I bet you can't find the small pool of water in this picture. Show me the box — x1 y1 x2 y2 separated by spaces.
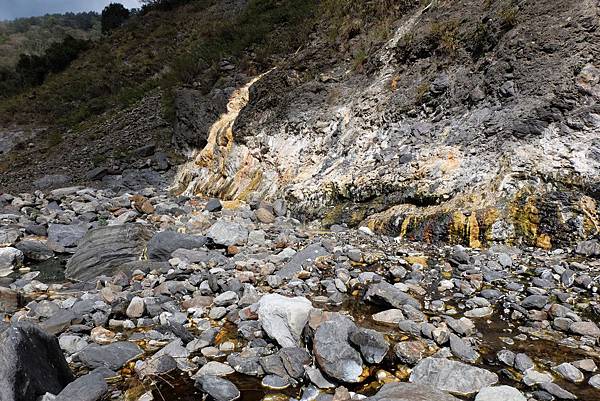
12 255 69 283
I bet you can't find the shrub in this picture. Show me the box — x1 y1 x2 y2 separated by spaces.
430 20 461 56
499 4 519 29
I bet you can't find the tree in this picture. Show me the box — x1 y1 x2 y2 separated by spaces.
15 54 48 86
101 3 130 34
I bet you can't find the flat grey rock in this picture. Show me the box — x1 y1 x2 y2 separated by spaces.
364 282 420 310
47 224 89 252
366 382 460 401
76 341 143 370
410 357 498 395
475 386 526 401
147 230 208 261
206 220 248 246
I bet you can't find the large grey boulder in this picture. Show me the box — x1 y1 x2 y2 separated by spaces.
410 357 498 396
0 323 74 401
0 247 23 277
257 294 313 348
47 223 89 253
65 224 153 281
367 382 460 401
313 314 364 383
206 220 249 246
147 230 209 261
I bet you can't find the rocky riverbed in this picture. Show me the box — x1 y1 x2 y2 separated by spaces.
1 184 600 401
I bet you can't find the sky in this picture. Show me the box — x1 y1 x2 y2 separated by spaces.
0 0 142 21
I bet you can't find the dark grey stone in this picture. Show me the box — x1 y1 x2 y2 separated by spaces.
76 341 143 370
195 375 240 401
313 315 363 383
366 382 460 401
0 322 74 401
147 230 209 261
55 372 108 401
277 243 329 279
364 282 420 310
349 327 389 364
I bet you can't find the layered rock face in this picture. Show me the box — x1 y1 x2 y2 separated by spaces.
177 0 600 248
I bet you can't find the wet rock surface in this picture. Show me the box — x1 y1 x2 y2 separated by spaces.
1 188 600 401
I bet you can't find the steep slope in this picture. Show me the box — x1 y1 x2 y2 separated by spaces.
0 0 317 190
176 0 600 248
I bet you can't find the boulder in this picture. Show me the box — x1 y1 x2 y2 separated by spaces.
54 372 108 401
257 294 313 348
277 243 329 279
206 220 249 246
364 282 421 309
76 341 143 370
194 375 240 401
349 327 390 364
0 287 20 313
147 230 209 261
137 355 178 378
47 223 89 253
0 247 23 276
16 240 54 261
410 357 498 396
65 224 153 281
475 386 526 401
366 382 459 401
0 323 74 401
313 315 363 383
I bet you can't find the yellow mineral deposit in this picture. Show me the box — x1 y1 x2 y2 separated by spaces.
175 71 272 200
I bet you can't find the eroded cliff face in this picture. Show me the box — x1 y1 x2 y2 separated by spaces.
176 0 600 248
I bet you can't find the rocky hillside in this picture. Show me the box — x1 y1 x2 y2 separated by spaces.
176 0 600 249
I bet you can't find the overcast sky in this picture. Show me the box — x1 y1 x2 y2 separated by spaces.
0 0 142 21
